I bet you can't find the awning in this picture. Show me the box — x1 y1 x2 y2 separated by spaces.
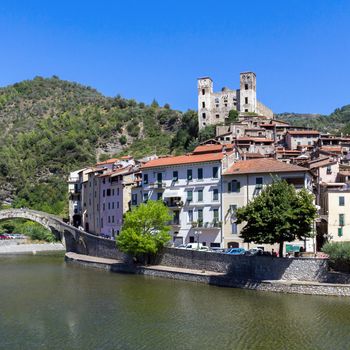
163 189 183 198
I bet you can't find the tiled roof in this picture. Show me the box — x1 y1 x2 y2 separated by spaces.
224 158 307 175
141 153 225 169
287 130 320 135
244 152 265 159
193 144 224 154
236 137 274 143
320 146 342 153
96 158 119 166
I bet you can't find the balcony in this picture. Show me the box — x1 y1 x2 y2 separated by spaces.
148 182 166 189
164 199 184 208
191 221 221 230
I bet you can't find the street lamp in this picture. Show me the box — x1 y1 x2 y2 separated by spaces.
194 230 202 250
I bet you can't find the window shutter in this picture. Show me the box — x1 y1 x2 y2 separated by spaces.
228 182 232 192
237 181 241 192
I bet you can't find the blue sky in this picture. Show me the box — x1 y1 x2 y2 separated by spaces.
0 0 349 114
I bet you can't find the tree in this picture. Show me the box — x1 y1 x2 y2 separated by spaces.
225 110 239 125
116 200 172 261
236 179 317 257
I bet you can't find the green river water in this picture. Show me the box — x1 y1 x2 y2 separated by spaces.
0 252 350 350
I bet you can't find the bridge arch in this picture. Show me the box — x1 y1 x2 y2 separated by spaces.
0 209 79 250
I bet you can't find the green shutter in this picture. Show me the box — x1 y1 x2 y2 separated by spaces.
338 227 343 237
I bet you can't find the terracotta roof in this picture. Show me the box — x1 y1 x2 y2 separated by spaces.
339 171 350 177
141 153 225 169
320 146 342 153
96 158 119 166
193 144 224 154
287 130 320 136
236 137 274 143
244 152 265 159
224 159 307 175
121 155 133 160
276 149 301 154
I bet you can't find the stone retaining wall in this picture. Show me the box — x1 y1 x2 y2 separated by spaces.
156 247 329 282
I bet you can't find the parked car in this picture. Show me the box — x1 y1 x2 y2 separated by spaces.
181 243 210 251
226 248 246 255
245 248 263 256
0 234 8 240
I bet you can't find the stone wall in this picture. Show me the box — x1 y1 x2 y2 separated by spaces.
156 247 329 282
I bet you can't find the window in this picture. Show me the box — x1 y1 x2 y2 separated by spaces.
106 189 111 196
132 194 137 206
143 192 148 202
173 171 178 182
212 166 219 178
101 218 103 228
228 180 240 193
188 210 193 223
232 223 238 235
245 97 248 104
216 114 220 118
225 103 227 107
202 102 205 108
143 173 148 185
230 204 237 214
215 98 219 103
103 178 105 184
197 189 203 202
339 214 345 226
210 243 220 248
112 202 114 209
189 236 195 243
108 216 111 223
213 209 219 222
103 190 106 197
326 166 332 175
338 227 343 237
256 178 263 189
117 188 120 196
245 83 248 90
198 168 203 180
202 89 205 95
112 216 115 223
202 113 206 119
187 190 193 202
157 192 163 200
198 209 203 226
103 203 105 211
157 173 162 183
213 188 219 201
108 202 111 210
245 109 248 112
117 202 119 209
187 169 192 181
112 189 115 196
339 196 345 206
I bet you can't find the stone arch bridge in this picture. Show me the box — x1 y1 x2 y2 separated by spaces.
0 208 124 259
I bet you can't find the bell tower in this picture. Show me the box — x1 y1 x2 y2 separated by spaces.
197 77 213 129
239 72 257 114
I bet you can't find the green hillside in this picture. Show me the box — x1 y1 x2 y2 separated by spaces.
0 77 203 215
276 105 350 134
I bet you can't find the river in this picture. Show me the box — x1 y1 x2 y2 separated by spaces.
0 253 349 350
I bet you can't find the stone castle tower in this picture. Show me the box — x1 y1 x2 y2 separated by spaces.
197 72 273 129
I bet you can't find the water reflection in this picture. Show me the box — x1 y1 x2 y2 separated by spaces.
0 253 350 350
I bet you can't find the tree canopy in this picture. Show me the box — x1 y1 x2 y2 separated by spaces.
236 179 317 257
116 200 171 259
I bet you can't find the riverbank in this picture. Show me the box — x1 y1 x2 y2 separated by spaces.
65 252 350 297
0 240 65 254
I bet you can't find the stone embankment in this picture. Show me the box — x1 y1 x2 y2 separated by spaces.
65 252 350 297
0 240 65 254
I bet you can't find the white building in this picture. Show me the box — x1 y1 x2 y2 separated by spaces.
222 158 314 253
140 145 236 248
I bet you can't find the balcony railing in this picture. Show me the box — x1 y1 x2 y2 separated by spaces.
148 182 166 189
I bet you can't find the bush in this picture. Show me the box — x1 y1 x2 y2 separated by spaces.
119 135 127 145
322 242 350 263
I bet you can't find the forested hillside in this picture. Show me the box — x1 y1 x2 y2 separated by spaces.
276 105 350 133
0 77 210 215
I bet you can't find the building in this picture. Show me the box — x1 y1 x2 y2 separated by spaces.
285 130 320 150
222 158 313 252
140 145 236 248
197 72 273 129
319 184 350 244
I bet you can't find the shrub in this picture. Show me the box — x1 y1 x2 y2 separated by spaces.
322 242 350 263
119 135 127 145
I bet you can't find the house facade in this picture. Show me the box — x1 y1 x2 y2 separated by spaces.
222 158 314 252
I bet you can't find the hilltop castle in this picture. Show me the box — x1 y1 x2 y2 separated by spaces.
197 72 273 129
